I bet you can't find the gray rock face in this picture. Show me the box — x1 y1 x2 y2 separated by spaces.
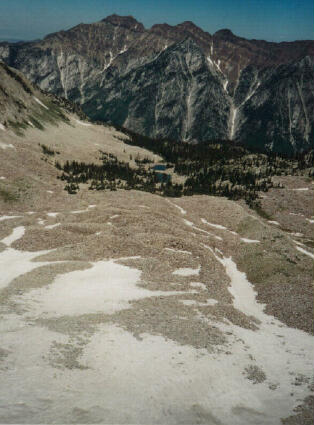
1 15 313 153
88 38 230 141
234 57 314 154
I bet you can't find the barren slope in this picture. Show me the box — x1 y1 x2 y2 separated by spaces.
0 113 313 424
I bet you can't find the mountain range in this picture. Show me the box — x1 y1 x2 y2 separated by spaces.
0 14 314 153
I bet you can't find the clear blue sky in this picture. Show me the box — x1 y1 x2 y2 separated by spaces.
0 0 313 42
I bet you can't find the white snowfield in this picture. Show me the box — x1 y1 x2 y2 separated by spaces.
20 260 188 318
0 212 313 425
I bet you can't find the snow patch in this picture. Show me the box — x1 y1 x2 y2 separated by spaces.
0 247 54 290
296 246 314 259
164 248 192 255
0 215 22 222
184 218 223 241
1 226 25 246
268 220 280 225
45 223 61 230
180 299 218 306
173 267 200 277
290 232 303 237
167 200 187 215
240 238 260 244
20 260 188 317
189 281 207 290
46 212 59 218
0 142 15 149
0 123 6 131
75 119 91 127
201 218 226 230
33 96 49 110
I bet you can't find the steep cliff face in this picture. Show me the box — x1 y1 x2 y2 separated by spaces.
87 38 230 141
234 57 314 154
1 14 313 153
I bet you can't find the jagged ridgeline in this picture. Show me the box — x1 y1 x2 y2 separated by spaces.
52 126 312 206
1 14 313 154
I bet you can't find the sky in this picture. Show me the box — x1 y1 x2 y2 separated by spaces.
0 0 313 42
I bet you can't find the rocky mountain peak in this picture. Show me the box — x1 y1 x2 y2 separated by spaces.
101 14 145 32
176 20 206 33
214 28 236 40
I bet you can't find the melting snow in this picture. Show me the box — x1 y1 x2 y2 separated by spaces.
167 200 187 215
201 218 238 236
0 123 6 131
0 215 22 222
46 212 59 218
184 218 223 241
268 220 280 225
173 267 200 276
1 226 25 246
0 142 15 149
189 281 207 290
20 260 189 317
296 246 314 259
240 238 260 244
201 218 226 230
0 247 54 290
75 119 92 127
33 96 49 110
180 299 218 306
45 223 61 230
164 248 192 255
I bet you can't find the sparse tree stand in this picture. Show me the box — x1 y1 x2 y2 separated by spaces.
52 129 313 206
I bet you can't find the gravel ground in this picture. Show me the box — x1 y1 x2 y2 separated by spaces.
0 120 313 424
